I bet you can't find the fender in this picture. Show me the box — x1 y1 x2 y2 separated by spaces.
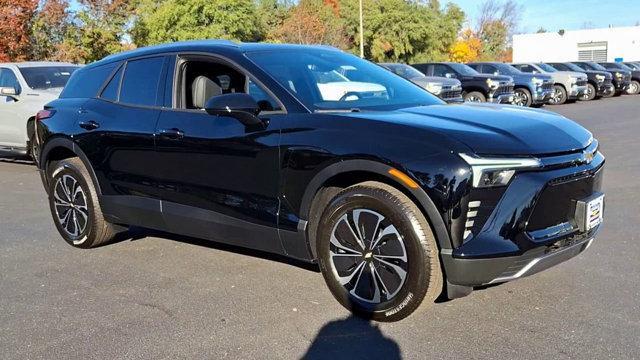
39 136 102 198
299 159 453 257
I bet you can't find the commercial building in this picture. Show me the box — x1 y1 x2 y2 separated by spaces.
513 26 640 63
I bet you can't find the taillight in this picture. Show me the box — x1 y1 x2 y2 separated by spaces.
35 109 55 121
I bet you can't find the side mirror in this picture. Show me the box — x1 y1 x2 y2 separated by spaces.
493 71 500 76
445 73 456 79
204 93 263 128
0 87 18 100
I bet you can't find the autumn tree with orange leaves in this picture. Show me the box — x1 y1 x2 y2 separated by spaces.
0 0 38 61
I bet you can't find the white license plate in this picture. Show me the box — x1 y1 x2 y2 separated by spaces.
585 195 604 231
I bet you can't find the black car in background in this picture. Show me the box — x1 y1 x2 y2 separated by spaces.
572 61 631 96
34 41 605 321
599 62 640 95
379 63 463 103
467 62 553 107
411 62 515 103
547 62 614 101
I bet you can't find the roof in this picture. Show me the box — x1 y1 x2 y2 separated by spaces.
0 61 79 68
91 40 341 69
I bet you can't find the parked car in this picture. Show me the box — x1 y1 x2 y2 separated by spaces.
467 62 553 107
411 62 515 103
511 63 587 105
378 63 463 103
34 41 604 322
546 62 614 101
571 61 630 97
0 62 79 157
623 62 640 71
598 62 640 95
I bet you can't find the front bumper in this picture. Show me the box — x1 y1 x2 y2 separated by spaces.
614 80 630 92
442 146 605 287
532 88 554 104
568 84 588 99
489 92 515 104
597 82 615 96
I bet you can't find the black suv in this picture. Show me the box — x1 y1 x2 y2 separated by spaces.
35 41 605 322
411 62 515 103
572 61 631 96
599 62 640 95
546 62 614 101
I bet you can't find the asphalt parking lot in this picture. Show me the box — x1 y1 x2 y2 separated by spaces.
1 96 639 359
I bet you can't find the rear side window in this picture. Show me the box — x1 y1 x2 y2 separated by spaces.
60 63 117 98
119 57 165 106
100 65 123 102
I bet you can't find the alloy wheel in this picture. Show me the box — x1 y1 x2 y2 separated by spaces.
465 95 482 103
549 88 564 104
329 208 408 304
513 90 528 106
53 174 89 239
627 82 639 95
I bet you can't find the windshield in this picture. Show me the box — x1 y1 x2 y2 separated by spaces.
381 64 426 79
494 63 521 75
536 63 557 72
449 63 479 76
586 62 608 71
626 63 640 70
558 62 583 72
247 49 442 111
18 66 79 90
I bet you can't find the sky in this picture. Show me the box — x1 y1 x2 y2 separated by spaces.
446 0 640 34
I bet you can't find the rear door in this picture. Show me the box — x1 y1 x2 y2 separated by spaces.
0 68 25 148
74 56 169 228
153 54 285 253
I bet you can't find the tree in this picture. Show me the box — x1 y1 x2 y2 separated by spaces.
475 0 521 60
449 29 482 62
536 27 547 33
30 0 72 61
270 0 348 47
132 0 264 46
0 0 38 61
256 0 292 41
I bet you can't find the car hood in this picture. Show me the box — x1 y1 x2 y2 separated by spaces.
556 71 588 80
350 103 592 156
511 72 553 83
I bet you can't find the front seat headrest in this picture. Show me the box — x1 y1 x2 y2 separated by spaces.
191 76 222 109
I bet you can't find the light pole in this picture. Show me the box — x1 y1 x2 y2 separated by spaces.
359 0 364 58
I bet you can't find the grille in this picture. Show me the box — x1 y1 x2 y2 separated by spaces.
542 82 554 91
440 90 462 99
496 85 514 95
576 79 587 87
526 165 604 231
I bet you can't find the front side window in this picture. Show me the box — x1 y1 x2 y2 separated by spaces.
386 64 425 79
18 66 78 90
0 68 20 92
536 63 557 72
247 49 441 111
432 64 452 77
120 57 165 106
448 63 478 76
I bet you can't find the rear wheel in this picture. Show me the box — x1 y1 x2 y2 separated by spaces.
549 85 567 105
47 157 121 248
463 91 486 103
582 83 597 101
513 88 532 107
316 182 442 322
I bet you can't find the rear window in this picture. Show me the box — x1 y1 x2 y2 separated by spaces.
60 63 118 99
119 57 165 106
18 66 78 90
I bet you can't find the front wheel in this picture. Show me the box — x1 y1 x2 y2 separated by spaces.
48 157 121 248
463 91 486 103
582 83 597 101
316 182 443 322
626 80 640 95
513 88 532 107
549 85 567 105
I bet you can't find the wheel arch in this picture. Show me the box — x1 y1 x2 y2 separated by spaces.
463 86 488 97
39 137 102 197
300 159 452 259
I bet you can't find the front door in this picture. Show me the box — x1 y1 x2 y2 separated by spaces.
154 55 285 253
0 68 25 149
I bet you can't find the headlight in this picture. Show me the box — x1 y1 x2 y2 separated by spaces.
459 153 541 188
569 76 579 84
615 72 623 79
425 82 443 95
531 77 544 86
595 74 605 82
486 79 500 89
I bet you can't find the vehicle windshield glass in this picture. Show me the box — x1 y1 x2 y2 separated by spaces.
382 64 426 79
625 63 640 70
616 63 633 71
18 66 79 90
494 63 520 75
246 49 442 111
560 63 584 72
587 62 608 71
536 63 557 72
449 63 478 75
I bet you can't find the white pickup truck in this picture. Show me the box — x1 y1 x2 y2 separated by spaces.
0 62 79 157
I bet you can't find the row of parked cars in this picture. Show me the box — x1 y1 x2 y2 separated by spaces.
381 61 640 107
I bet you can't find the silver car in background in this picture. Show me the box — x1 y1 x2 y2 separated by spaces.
379 63 463 103
511 62 588 105
0 62 80 157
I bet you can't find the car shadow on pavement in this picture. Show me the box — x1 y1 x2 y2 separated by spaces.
108 226 320 272
303 315 401 360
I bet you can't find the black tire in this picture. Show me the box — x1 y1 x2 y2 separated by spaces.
47 157 120 248
602 88 615 98
513 87 532 107
28 135 38 164
549 84 567 105
582 83 597 101
627 80 640 95
316 181 442 322
463 91 486 103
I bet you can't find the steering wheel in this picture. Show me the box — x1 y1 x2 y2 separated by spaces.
338 92 362 102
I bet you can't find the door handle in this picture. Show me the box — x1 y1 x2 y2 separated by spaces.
79 120 100 130
157 128 185 140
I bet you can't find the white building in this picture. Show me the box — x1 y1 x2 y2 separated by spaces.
513 26 640 63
